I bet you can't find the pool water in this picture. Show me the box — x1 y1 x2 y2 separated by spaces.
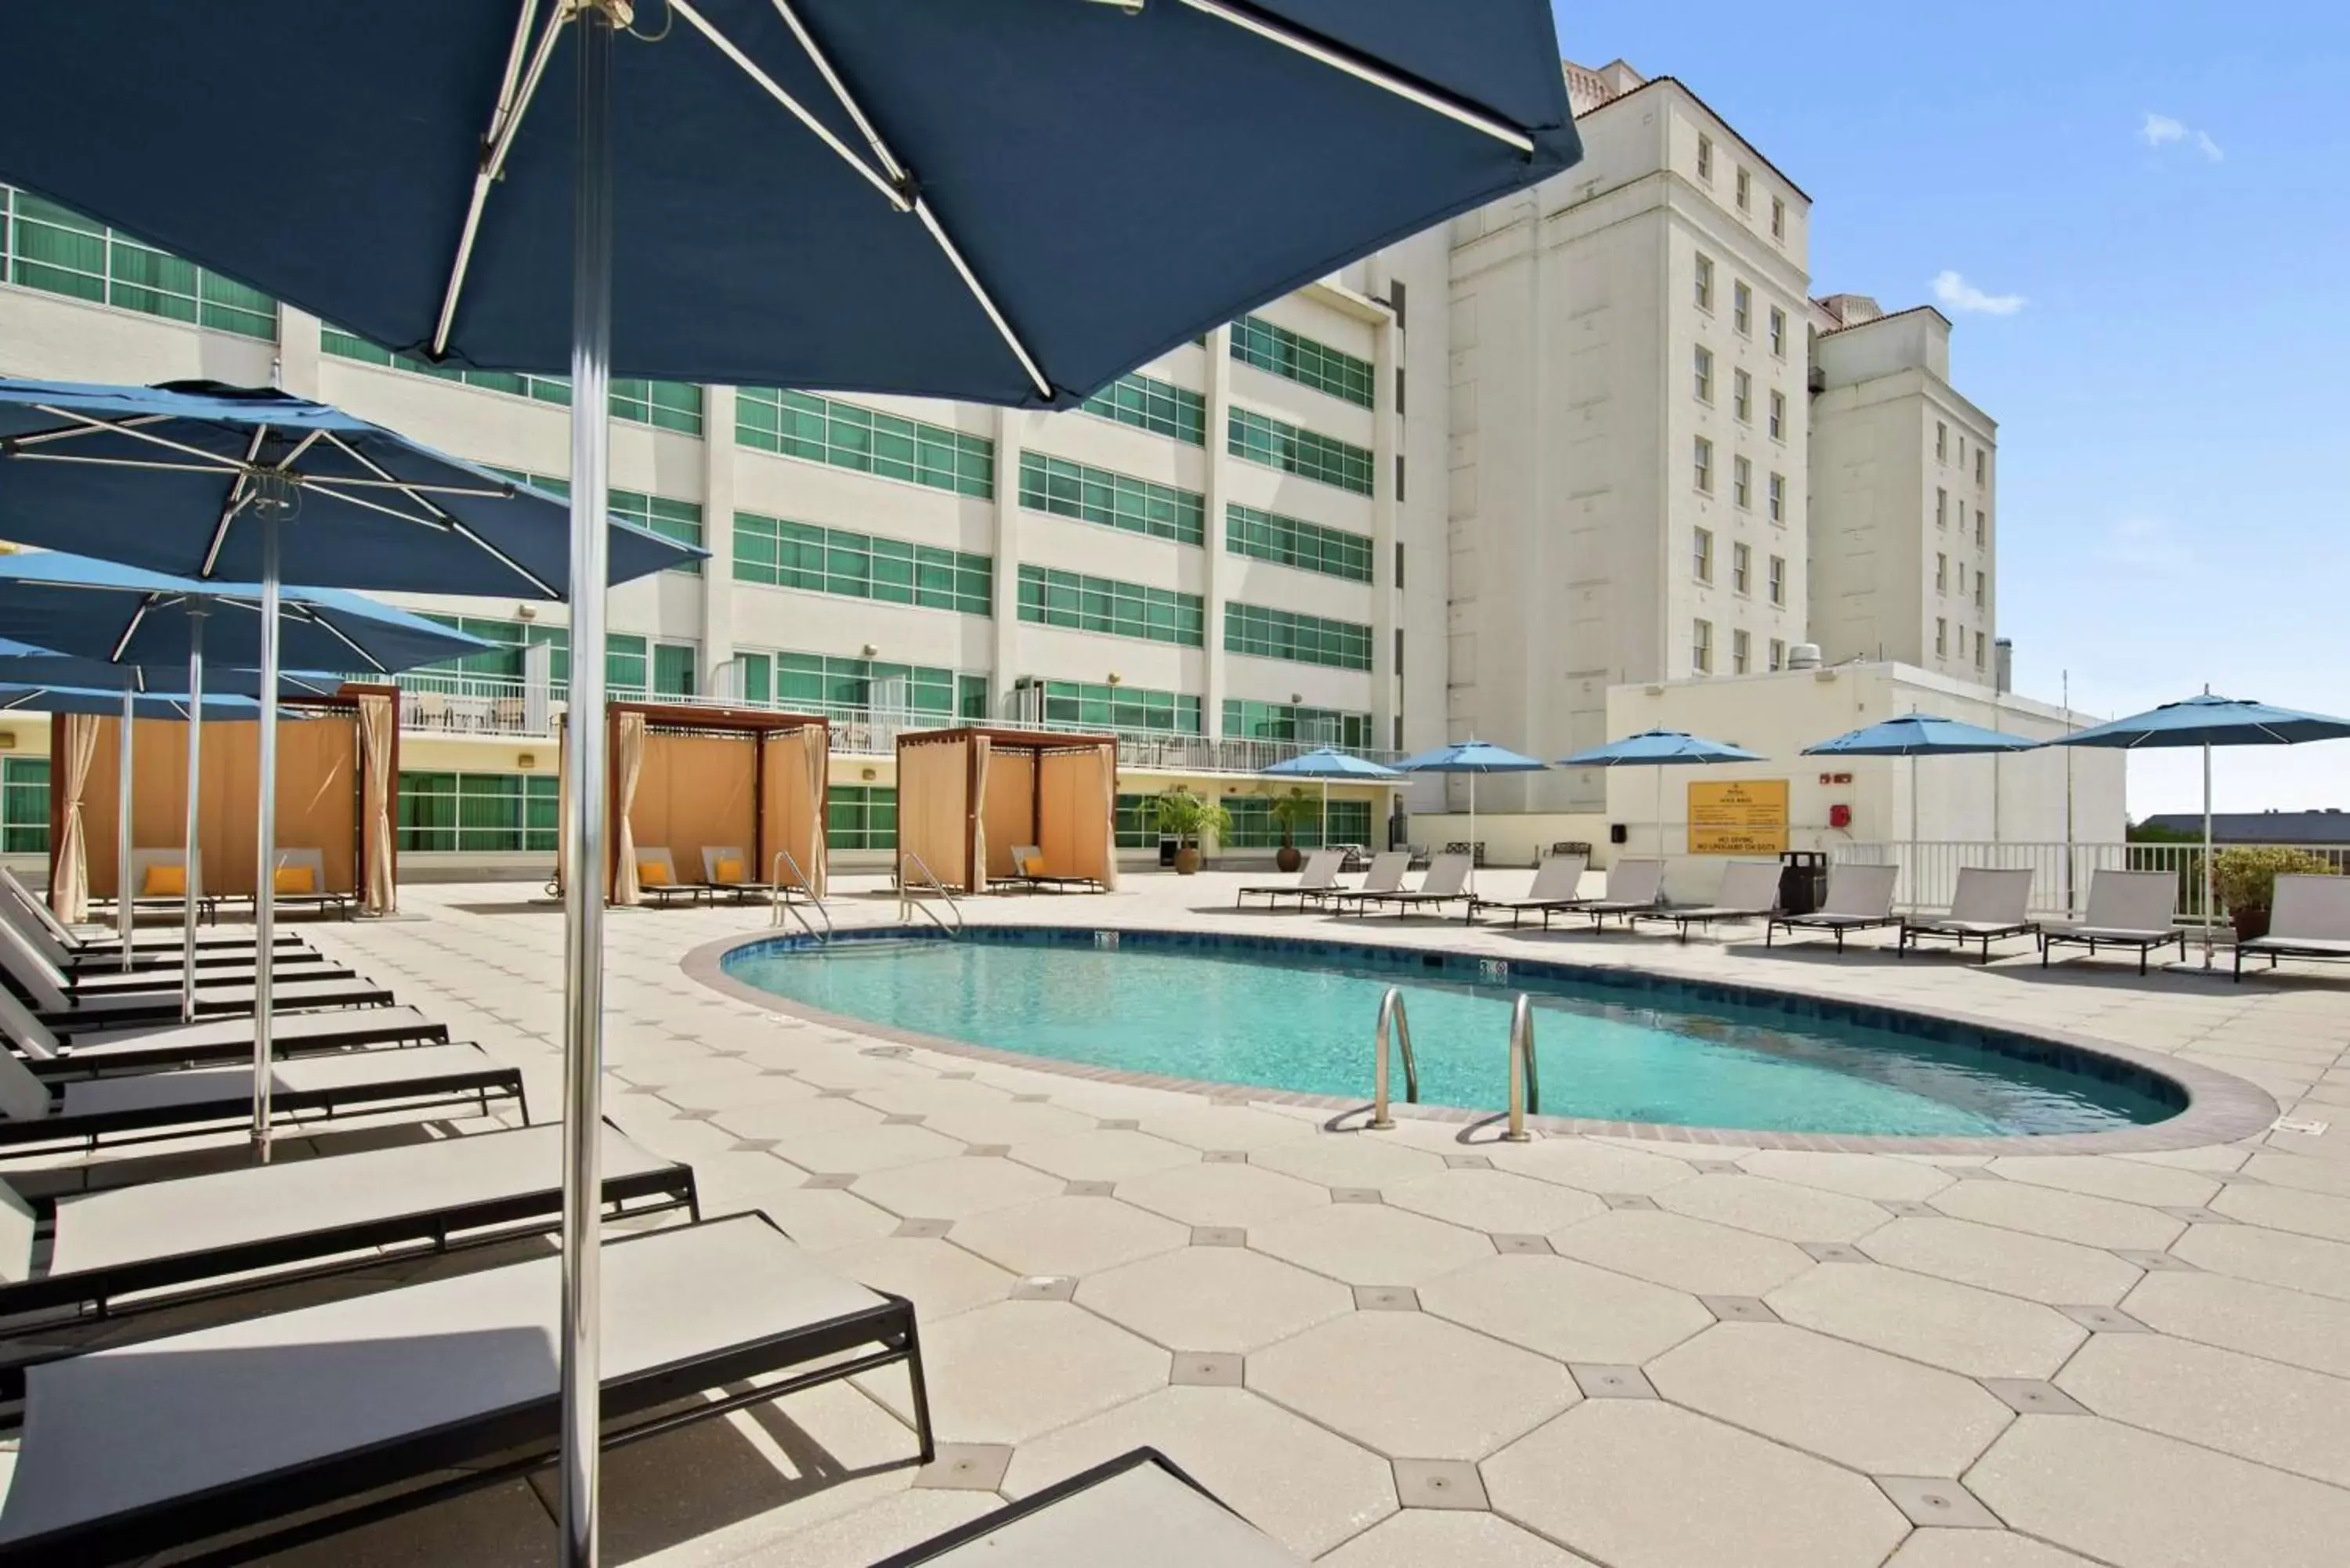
724 930 2181 1137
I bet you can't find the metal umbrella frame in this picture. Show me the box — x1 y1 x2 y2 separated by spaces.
1553 728 1766 861
1393 740 1549 891
1259 746 1404 854
1799 713 2034 912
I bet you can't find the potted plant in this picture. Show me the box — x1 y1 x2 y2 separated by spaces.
2214 847 2337 944
1264 787 1317 873
1150 786 1231 876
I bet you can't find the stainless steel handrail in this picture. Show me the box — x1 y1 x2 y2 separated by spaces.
897 850 965 938
768 848 833 942
1369 986 1419 1130
1503 994 1541 1143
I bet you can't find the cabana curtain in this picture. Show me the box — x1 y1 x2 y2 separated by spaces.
970 734 991 896
356 692 395 915
613 711 646 906
893 728 1119 894
800 725 827 898
50 712 98 923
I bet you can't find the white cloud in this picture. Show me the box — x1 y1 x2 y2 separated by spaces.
2105 516 2193 578
2142 111 2222 161
1932 269 2026 316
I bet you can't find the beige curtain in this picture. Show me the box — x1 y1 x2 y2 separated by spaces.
895 739 965 892
801 725 828 898
356 693 396 914
49 714 99 923
969 734 990 894
613 711 647 905
1097 745 1120 891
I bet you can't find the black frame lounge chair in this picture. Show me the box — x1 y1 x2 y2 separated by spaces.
0 869 297 956
1354 851 1473 918
2039 869 2186 976
0 912 341 1003
1899 867 2039 963
1317 850 1410 913
0 1213 932 1566
698 844 779 903
1766 864 1901 953
1547 858 1668 930
1465 852 1589 927
0 1121 694 1329
239 849 357 921
0 891 310 979
631 846 708 907
2235 873 2350 980
1238 849 1344 909
870 1447 1299 1568
13 999 447 1078
999 844 1105 894
1631 859 1782 942
26 972 392 1032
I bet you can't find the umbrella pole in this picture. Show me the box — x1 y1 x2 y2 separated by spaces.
560 11 616 1565
252 528 280 1161
116 688 135 971
1655 765 1664 858
2201 739 2214 968
1909 751 1919 915
180 609 205 1024
1467 775 1477 894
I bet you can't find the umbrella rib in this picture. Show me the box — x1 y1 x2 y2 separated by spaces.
1 411 177 449
291 482 454 532
108 596 157 663
668 0 909 211
285 605 389 674
765 0 906 182
1176 0 1536 153
25 406 248 475
312 432 466 529
909 198 1054 400
317 428 560 598
199 427 269 577
432 0 561 358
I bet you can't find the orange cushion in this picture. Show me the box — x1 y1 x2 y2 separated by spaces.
637 860 669 887
142 864 185 898
1019 851 1045 876
714 858 745 884
275 865 315 895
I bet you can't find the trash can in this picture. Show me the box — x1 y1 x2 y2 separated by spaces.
1778 851 1828 916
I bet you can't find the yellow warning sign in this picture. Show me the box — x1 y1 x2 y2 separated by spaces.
1689 779 1788 854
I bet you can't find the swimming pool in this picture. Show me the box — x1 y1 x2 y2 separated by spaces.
721 928 2184 1138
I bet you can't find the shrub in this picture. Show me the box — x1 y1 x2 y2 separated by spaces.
2214 847 2338 913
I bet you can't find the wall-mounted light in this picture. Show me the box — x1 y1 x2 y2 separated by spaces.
861 766 877 782
1107 672 1123 687
1289 692 1303 705
516 604 537 621
860 643 880 658
0 732 15 751
516 752 537 770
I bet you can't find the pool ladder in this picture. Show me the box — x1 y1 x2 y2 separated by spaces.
1368 988 1419 1129
1366 988 1540 1142
897 851 965 938
768 849 833 944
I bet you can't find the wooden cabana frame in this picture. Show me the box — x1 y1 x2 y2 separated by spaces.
560 701 830 907
895 726 1120 894
49 684 400 912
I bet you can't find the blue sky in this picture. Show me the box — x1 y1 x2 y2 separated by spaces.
1552 1 2350 818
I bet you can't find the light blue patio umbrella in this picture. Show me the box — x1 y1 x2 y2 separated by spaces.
2045 692 2350 966
0 682 280 721
1802 714 2034 911
1395 740 1549 890
1261 746 1404 850
1555 728 1766 859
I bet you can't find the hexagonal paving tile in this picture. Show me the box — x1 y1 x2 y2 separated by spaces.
1768 1264 2086 1379
1931 1177 2185 1252
1138 1104 1321 1151
1383 1169 1607 1234
999 1386 1394 1559
1317 1510 1599 1567
1969 1416 2350 1568
1250 1203 1494 1287
1647 1322 2014 1476
765 1122 967 1176
1739 1150 1957 1202
653 1071 819 1115
854 1078 1018 1118
1860 1217 2146 1306
2055 1331 2350 1487
1654 1173 1893 1245
851 1154 1065 1220
1117 1160 1331 1228
1249 1311 1575 1460
1484 1137 1698 1195
1418 1253 1714 1366
949 1194 1188 1278
917 1100 1098 1147
2123 1268 2350 1378
861 1299 1165 1446
1484 1401 1910 1568
816 1235 1014 1321
1546 1209 1814 1297
2245 1149 2350 1196
1007 1129 1200 1183
738 1184 899 1252
1882 1532 2104 1567
710 1091 885 1143
1076 1243 1352 1353
2173 1219 2350 1300
1987 1154 2222 1209
2211 1181 2350 1243
1250 1135 1449 1190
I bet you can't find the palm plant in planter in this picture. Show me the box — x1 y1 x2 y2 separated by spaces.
1264 787 1318 873
1150 787 1231 876
2214 847 2338 943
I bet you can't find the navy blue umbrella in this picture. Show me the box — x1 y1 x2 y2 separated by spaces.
0 639 345 702
0 682 281 721
0 5 1582 1547
1556 728 1768 858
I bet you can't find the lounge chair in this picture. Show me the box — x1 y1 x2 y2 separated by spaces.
1316 851 1409 912
2 923 390 1035
2235 873 2350 980
2039 869 2186 975
6 986 447 1078
1000 844 1104 894
1766 863 1900 952
91 849 222 928
700 844 778 904
1465 853 1589 927
0 1213 931 1565
1237 849 1343 909
0 896 326 988
1632 859 1782 942
1549 858 1668 930
1900 867 2039 963
0 916 343 1000
1354 851 1473 918
248 848 356 921
871 1447 1300 1567
0 1036 524 1159
0 868 299 958
0 1121 693 1328
631 846 705 907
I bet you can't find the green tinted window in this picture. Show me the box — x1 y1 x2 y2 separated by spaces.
1224 796 1371 849
1231 314 1375 408
826 786 898 850
1227 407 1374 495
1017 565 1202 647
1224 603 1372 671
1224 503 1372 582
733 512 991 616
1079 372 1206 443
319 329 699 431
737 388 993 498
2 185 276 340
1220 699 1373 749
0 757 50 855
396 771 559 853
1018 453 1204 545
1036 680 1201 734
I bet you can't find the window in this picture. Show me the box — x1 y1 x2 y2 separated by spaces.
1693 527 1714 583
1770 196 1786 240
733 511 993 616
483 468 705 576
1039 680 1201 735
1225 796 1371 851
1732 369 1752 422
1696 134 1714 181
1225 503 1373 583
1936 421 1949 461
1115 793 1159 850
1767 389 1786 440
410 613 566 684
606 635 651 699
1732 629 1752 674
1694 436 1714 493
1692 620 1714 675
1975 574 1987 609
0 756 49 854
1230 313 1376 408
1224 603 1373 670
1936 618 1948 657
650 642 697 699
1975 448 1987 486
1693 346 1715 403
1976 510 1986 547
1936 553 1948 593
1767 471 1785 522
1733 456 1752 510
1694 253 1715 311
2 184 277 340
1732 542 1752 594
1018 565 1203 646
1936 489 1948 528
750 652 985 723
1223 700 1374 750
737 388 994 497
1732 280 1752 335
827 786 898 851
324 328 701 432
1975 635 1987 671
1768 306 1786 357
1956 562 1967 595
1767 554 1787 605
1227 406 1375 495
396 771 559 854
1734 166 1752 211
1079 371 1207 444
1769 638 1786 672
609 380 705 435
1019 452 1205 545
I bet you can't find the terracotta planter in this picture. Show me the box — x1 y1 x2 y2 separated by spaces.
1173 846 1202 876
2231 905 2270 945
1275 844 1302 873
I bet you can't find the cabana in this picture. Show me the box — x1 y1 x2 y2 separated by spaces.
559 703 830 908
49 685 400 919
895 727 1119 894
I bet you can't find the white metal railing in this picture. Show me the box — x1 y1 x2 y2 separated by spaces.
768 849 831 941
1830 840 2350 923
895 850 964 938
